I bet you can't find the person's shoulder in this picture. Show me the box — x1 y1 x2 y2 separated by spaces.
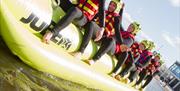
114 13 119 16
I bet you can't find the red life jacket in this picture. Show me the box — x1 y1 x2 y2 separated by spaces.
137 50 152 64
121 31 135 41
115 44 122 54
146 60 160 74
125 42 142 64
151 60 160 67
104 11 119 37
78 0 99 21
130 42 142 58
115 31 135 54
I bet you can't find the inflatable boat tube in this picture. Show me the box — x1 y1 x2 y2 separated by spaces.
0 0 137 91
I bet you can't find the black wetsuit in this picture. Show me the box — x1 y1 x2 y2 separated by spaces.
141 71 159 88
128 53 152 82
111 30 135 74
137 60 161 88
60 0 75 13
135 68 148 86
91 7 125 62
118 52 140 77
111 7 135 74
51 0 106 54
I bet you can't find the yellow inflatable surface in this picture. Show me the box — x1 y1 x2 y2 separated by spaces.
0 0 138 91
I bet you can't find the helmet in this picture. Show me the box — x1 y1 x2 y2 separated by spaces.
154 53 161 59
140 40 150 49
147 41 155 50
111 0 121 5
131 21 141 35
110 0 121 13
159 60 164 65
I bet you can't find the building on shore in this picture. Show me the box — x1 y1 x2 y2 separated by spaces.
159 61 180 91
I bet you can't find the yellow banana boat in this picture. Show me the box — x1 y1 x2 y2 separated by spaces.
0 0 138 90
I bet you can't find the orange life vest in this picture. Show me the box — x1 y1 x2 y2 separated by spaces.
95 10 119 37
146 60 160 74
104 11 119 37
78 0 99 21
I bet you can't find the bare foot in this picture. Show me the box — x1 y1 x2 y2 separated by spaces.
42 31 53 44
115 75 122 81
86 60 95 65
73 52 82 60
124 78 130 84
110 73 116 78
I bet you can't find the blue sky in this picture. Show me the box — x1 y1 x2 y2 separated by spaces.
121 0 180 68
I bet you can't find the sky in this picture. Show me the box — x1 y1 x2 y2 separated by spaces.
121 0 180 68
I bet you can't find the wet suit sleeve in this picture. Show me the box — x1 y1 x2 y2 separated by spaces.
153 71 160 76
123 38 134 47
119 6 124 25
119 7 125 32
134 54 140 63
98 0 105 28
114 16 123 44
128 51 135 62
114 6 126 44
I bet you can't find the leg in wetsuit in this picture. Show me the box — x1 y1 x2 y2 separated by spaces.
51 7 87 36
141 75 153 88
51 8 101 54
51 1 105 53
60 0 75 13
77 22 100 53
141 71 159 88
135 69 148 86
128 67 140 82
112 52 128 74
119 61 135 77
92 37 116 61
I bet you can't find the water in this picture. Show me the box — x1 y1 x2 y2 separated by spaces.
0 38 99 91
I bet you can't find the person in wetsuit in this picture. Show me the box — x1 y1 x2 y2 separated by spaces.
111 21 141 77
135 53 161 89
43 0 106 54
124 40 155 83
86 0 125 65
114 41 143 80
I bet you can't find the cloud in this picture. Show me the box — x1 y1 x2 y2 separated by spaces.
169 0 180 7
137 31 153 41
136 8 143 17
124 12 133 23
162 32 180 48
175 37 180 48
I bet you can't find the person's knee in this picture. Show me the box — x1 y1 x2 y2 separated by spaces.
70 7 80 15
102 38 113 45
124 51 128 57
84 22 94 33
108 38 115 45
112 38 116 45
121 51 128 59
73 7 79 12
89 21 94 25
88 22 94 28
104 37 113 41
